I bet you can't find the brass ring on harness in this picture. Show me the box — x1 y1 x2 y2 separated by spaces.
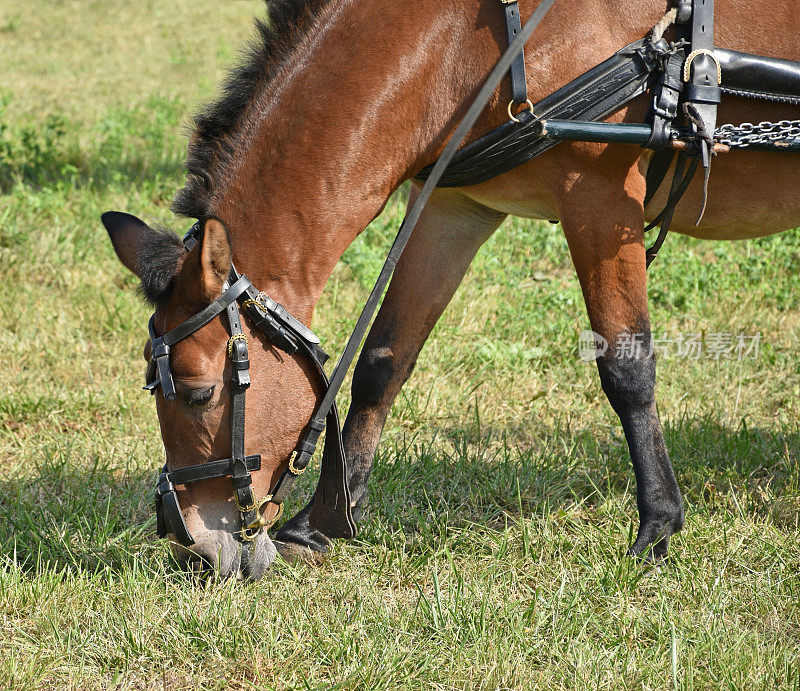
508 98 535 123
242 292 267 312
238 496 285 541
683 49 722 84
227 333 247 357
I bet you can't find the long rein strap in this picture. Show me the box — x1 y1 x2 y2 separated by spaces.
291 0 557 466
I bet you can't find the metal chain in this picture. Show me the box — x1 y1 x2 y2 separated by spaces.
715 120 800 148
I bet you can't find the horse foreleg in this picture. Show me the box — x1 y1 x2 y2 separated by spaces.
561 176 684 562
275 187 505 559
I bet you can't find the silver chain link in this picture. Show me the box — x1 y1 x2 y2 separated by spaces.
715 120 800 148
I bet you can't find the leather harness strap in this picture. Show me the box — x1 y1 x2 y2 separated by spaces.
415 37 666 188
684 0 718 223
646 42 687 150
644 152 700 267
501 0 534 122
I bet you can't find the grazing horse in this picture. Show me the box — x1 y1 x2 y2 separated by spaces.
103 0 800 579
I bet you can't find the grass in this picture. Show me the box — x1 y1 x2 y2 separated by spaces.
1 1 799 688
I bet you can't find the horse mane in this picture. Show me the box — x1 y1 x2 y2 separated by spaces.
172 0 332 219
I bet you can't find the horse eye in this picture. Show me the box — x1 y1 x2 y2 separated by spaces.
187 387 215 406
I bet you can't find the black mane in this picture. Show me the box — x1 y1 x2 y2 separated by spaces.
172 0 332 219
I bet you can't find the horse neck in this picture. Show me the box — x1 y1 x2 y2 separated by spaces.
208 0 496 321
208 0 668 321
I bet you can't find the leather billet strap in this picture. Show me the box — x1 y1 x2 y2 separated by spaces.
646 42 687 149
238 281 324 357
685 0 719 173
501 0 533 121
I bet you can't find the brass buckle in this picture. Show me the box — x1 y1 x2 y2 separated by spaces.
239 497 284 541
233 492 257 513
508 98 535 123
227 333 247 357
683 49 722 84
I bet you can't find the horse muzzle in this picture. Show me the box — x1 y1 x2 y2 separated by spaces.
171 526 277 581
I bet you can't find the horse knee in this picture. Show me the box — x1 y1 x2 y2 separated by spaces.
351 346 399 409
597 353 656 414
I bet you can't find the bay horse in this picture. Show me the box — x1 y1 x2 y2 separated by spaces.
102 0 800 579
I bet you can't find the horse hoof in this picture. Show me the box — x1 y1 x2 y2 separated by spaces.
275 541 327 566
626 535 671 565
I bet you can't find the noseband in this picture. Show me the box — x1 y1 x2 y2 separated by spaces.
149 223 354 546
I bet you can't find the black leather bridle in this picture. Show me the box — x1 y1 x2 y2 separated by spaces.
145 0 556 549
149 223 355 546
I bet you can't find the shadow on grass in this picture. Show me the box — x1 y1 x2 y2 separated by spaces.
361 414 800 544
1 415 798 574
0 449 160 575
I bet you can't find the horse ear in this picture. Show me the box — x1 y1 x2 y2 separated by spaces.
199 217 232 301
101 211 157 279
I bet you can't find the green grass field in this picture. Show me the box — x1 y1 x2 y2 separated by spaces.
2 1 799 688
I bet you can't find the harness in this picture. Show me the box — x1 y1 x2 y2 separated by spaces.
419 0 800 262
148 0 800 549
